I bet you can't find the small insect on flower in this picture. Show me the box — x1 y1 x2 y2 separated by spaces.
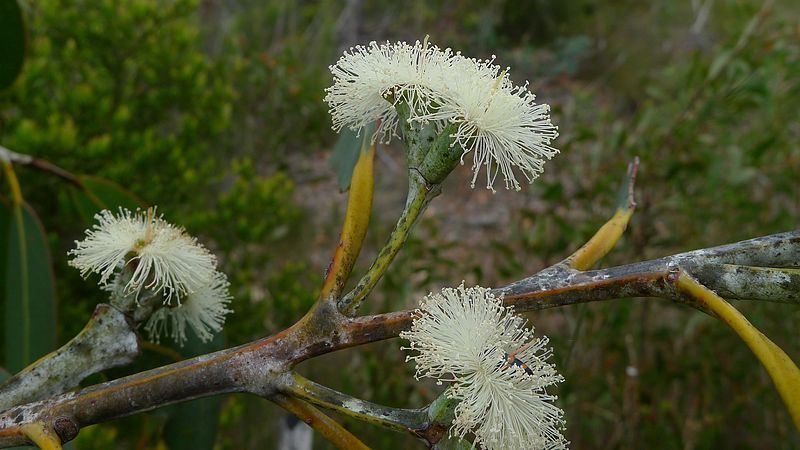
501 341 536 376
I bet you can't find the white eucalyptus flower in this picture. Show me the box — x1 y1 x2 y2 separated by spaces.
325 38 456 144
145 271 232 345
324 38 559 191
437 60 559 191
401 284 567 450
69 208 217 301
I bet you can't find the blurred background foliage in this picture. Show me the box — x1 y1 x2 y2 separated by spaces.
0 0 799 449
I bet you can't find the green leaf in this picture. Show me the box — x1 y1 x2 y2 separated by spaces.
162 332 225 450
2 202 57 373
0 200 8 366
707 49 733 81
329 123 375 192
71 175 146 223
0 0 26 90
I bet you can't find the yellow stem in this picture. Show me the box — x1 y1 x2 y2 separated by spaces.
2 162 23 205
20 423 62 450
320 139 375 301
677 273 800 430
568 208 634 271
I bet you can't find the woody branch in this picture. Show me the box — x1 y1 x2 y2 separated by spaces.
0 230 797 448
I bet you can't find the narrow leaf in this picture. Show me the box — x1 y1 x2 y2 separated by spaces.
329 123 375 192
0 0 26 90
3 203 57 373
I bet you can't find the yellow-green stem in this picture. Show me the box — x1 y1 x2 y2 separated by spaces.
19 423 61 450
287 373 427 434
339 171 432 315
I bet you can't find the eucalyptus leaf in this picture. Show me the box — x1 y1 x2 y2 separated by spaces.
329 123 375 192
0 0 25 90
2 202 57 373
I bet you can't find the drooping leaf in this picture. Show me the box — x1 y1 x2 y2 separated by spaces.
0 0 26 90
329 123 375 192
3 202 57 373
162 332 225 450
71 175 146 223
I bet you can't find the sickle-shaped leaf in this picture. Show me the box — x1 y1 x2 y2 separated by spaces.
2 201 57 373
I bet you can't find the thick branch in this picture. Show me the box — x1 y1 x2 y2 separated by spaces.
343 231 800 348
1 231 797 447
0 323 305 447
0 285 161 412
690 264 800 302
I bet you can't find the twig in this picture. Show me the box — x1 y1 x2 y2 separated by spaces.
285 373 428 434
0 146 82 189
338 170 436 315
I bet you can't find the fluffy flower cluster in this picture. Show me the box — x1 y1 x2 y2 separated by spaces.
401 284 567 450
145 271 232 345
69 208 232 345
325 39 558 191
